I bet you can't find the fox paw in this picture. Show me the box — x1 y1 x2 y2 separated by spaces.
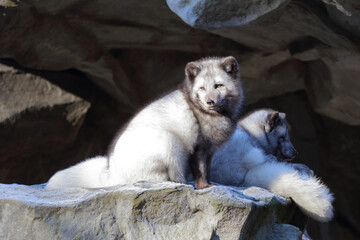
195 179 216 189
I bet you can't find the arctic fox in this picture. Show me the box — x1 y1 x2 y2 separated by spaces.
47 56 244 190
211 109 334 222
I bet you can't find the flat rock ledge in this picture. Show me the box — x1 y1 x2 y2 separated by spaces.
0 182 303 240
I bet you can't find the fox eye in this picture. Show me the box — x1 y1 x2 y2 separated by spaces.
215 84 224 89
199 87 205 91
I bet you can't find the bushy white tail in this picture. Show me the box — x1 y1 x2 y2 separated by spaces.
244 161 334 222
46 156 110 189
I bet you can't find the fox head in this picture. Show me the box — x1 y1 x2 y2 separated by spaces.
239 109 298 161
263 111 298 160
183 56 243 118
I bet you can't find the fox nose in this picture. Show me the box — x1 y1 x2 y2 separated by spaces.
292 148 298 156
206 99 215 105
289 148 298 158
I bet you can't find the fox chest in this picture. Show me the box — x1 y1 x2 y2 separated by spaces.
198 116 234 148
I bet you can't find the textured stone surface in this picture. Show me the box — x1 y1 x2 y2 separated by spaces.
305 49 360 125
320 0 360 15
170 1 354 51
0 182 301 240
327 4 360 37
0 64 87 123
0 64 91 184
166 0 289 29
1 0 359 125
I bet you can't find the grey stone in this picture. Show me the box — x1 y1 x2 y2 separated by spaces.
240 50 305 104
0 64 88 123
327 4 360 38
320 0 360 16
270 224 309 240
0 64 91 184
0 182 302 240
166 0 289 29
305 49 360 126
208 2 354 51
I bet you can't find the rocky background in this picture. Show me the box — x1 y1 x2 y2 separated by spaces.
0 0 359 239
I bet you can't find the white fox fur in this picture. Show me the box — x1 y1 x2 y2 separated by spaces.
46 156 110 189
211 109 334 222
47 90 198 189
244 161 334 222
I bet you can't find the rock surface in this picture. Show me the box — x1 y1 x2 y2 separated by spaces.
166 0 289 29
0 64 89 123
0 182 302 240
1 0 359 125
305 49 360 125
0 64 92 184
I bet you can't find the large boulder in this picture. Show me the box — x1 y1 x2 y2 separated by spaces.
166 0 289 29
0 182 303 240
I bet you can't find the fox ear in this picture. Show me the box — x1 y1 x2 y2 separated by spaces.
185 62 201 82
265 112 280 132
221 56 239 76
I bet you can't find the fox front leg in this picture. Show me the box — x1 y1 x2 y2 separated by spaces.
190 146 214 189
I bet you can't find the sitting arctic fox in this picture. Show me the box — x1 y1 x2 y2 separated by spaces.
211 109 334 222
46 56 244 190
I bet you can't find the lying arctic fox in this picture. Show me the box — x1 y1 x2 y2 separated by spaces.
46 56 244 190
211 109 334 222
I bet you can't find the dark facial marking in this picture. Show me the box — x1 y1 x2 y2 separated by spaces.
185 62 202 82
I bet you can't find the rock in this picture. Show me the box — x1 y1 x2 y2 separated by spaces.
166 0 289 29
1 0 359 125
0 182 304 240
270 224 310 240
305 49 360 126
326 4 360 38
239 50 305 104
320 0 360 16
0 64 88 123
0 64 91 184
0 0 214 102
168 1 354 51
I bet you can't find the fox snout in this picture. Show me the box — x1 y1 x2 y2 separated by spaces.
283 146 298 160
204 93 221 108
288 147 298 158
206 99 215 106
